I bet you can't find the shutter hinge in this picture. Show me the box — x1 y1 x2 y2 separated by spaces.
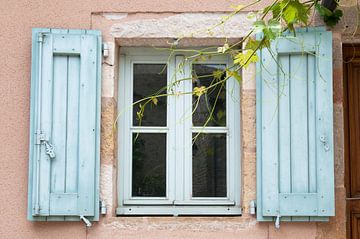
35 130 56 159
320 135 330 151
102 43 109 57
100 200 107 215
33 203 40 215
37 33 44 43
249 200 256 215
80 215 92 227
35 130 46 145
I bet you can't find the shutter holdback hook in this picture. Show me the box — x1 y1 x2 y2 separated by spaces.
275 214 281 229
80 215 92 227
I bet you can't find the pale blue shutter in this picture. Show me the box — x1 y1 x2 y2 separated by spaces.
27 28 101 221
256 28 334 221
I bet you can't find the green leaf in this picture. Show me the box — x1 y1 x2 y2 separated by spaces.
253 20 266 34
245 38 262 51
315 3 343 27
271 2 281 19
324 9 343 27
268 19 282 36
280 0 309 26
231 70 242 83
246 38 270 51
315 3 333 17
233 50 259 68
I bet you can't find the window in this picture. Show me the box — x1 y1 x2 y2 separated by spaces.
117 48 241 215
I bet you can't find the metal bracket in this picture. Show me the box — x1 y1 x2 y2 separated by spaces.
249 200 256 215
37 33 44 43
275 214 281 229
319 135 330 152
102 43 109 57
80 215 92 227
100 200 107 215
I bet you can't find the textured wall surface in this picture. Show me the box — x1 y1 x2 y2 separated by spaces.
0 0 359 238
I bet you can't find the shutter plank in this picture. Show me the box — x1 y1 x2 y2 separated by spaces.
77 34 98 216
261 47 279 217
50 55 68 194
38 33 53 216
289 54 309 194
316 31 334 216
65 56 81 194
308 54 317 194
278 55 292 221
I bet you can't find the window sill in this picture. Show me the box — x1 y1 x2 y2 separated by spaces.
116 206 242 216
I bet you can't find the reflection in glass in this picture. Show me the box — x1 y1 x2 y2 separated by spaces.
133 64 167 126
132 133 166 197
192 64 226 127
192 133 227 197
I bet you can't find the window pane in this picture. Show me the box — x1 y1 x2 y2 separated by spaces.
132 133 166 197
192 133 227 197
192 64 226 127
133 64 167 126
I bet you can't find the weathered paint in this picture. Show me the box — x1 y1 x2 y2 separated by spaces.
0 0 359 238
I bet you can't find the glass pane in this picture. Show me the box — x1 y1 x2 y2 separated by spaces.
192 64 226 127
192 133 227 197
133 64 167 126
132 133 166 197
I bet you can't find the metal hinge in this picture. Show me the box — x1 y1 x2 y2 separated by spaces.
37 33 44 43
35 130 56 159
102 43 109 57
319 135 330 152
249 200 256 215
33 203 40 215
100 200 107 215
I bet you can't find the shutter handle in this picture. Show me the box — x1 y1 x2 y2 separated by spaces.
319 135 330 152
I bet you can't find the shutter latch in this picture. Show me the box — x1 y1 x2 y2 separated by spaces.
35 131 56 159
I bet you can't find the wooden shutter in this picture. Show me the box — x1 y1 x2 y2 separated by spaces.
256 28 334 221
27 28 101 221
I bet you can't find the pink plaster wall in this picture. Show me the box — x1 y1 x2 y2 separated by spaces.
0 0 354 238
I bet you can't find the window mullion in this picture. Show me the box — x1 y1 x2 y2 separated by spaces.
183 57 193 202
173 55 187 203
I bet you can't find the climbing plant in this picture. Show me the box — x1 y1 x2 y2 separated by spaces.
123 0 352 131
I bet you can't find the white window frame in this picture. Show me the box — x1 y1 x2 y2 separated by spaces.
117 47 241 215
